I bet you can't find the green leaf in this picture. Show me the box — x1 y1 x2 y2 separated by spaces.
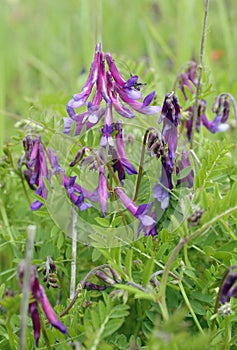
102 318 124 338
143 258 154 287
125 248 133 279
92 248 102 262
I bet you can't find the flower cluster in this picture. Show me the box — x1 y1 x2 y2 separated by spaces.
178 61 230 140
64 43 161 140
152 92 184 209
22 137 94 212
18 261 67 347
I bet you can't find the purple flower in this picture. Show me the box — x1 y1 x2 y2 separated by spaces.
116 87 161 115
178 61 197 100
114 187 157 236
105 53 142 100
18 262 67 347
22 136 50 211
64 44 161 138
158 92 181 169
176 149 194 188
98 165 109 217
153 154 173 209
62 173 92 211
64 93 105 136
100 103 114 147
48 148 64 174
220 266 237 304
212 94 230 123
114 121 137 178
68 43 101 109
178 62 231 139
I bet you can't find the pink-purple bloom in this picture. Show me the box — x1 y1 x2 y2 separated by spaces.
114 187 157 236
18 262 67 347
219 266 237 305
98 165 109 217
65 43 161 136
178 62 230 139
153 154 173 210
158 92 181 169
113 121 137 180
22 136 50 211
62 173 92 211
176 149 194 188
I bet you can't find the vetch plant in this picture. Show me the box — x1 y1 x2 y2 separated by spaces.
2 1 237 349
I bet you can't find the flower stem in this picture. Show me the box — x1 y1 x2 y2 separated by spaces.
190 0 209 148
20 225 36 350
179 280 204 334
133 128 152 201
60 264 112 317
224 316 231 350
69 207 77 299
158 238 186 321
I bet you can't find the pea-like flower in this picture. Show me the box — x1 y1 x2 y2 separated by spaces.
113 121 137 181
65 43 161 136
114 187 157 236
158 92 181 169
22 136 50 211
219 266 237 305
18 261 67 347
153 154 173 210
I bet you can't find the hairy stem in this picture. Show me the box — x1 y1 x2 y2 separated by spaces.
60 264 112 317
133 128 155 201
190 0 209 148
179 280 204 334
70 207 77 299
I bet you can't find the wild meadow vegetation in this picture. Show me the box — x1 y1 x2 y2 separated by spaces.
1 0 237 349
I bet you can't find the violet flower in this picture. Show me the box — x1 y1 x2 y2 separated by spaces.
176 149 194 188
62 173 92 211
114 121 137 179
100 103 114 147
178 62 230 139
64 91 105 136
212 94 230 123
22 136 50 211
153 154 173 210
158 92 181 169
114 187 157 236
18 262 67 347
219 266 237 304
65 43 161 137
68 43 101 109
98 165 109 217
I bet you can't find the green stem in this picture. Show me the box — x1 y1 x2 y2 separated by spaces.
179 280 204 334
60 264 112 317
0 198 14 244
190 0 209 149
133 128 154 201
39 312 51 350
159 205 237 321
183 245 191 269
224 316 231 350
158 238 186 320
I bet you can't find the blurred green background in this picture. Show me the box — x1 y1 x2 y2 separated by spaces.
1 0 237 148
